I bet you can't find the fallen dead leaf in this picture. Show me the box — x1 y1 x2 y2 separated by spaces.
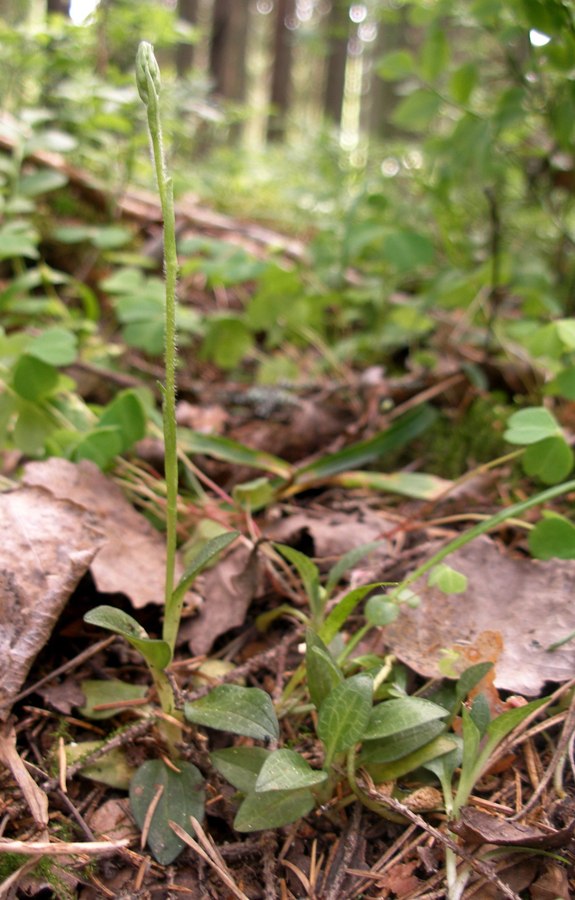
0 483 103 719
382 535 575 694
0 724 48 835
264 507 392 572
23 458 187 609
451 807 575 849
530 862 571 900
181 543 262 655
87 797 138 844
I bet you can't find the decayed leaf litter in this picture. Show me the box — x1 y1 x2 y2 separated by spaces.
2 459 575 895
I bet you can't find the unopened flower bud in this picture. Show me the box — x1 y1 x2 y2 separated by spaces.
136 41 161 104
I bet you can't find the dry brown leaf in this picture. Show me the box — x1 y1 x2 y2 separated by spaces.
182 543 262 655
87 797 138 844
23 458 187 609
0 724 48 834
530 862 571 900
0 484 103 719
265 508 392 573
383 535 575 695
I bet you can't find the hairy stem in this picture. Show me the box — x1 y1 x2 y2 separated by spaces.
136 42 179 654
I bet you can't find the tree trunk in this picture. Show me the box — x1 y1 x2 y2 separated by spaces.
367 10 410 141
209 0 250 102
323 0 351 125
267 0 295 142
176 0 199 76
46 0 69 15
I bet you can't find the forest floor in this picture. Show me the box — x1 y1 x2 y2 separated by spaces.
1 148 575 900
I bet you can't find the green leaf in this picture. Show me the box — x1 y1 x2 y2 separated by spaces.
26 327 77 366
455 663 494 705
470 692 491 735
449 63 478 104
255 750 327 792
12 354 59 401
66 741 135 790
13 402 53 454
184 685 279 741
325 541 385 598
78 679 148 719
504 407 560 444
364 595 399 626
420 23 449 81
91 225 132 249
72 427 123 469
317 674 373 759
427 563 468 595
18 169 68 196
334 471 452 501
130 760 205 865
557 318 575 348
360 719 447 765
232 477 276 511
83 606 172 669
377 49 416 80
456 698 547 809
320 583 383 645
201 315 253 369
172 531 239 605
522 435 573 484
211 747 270 793
292 406 436 486
391 89 442 132
275 544 321 618
234 788 315 832
528 514 575 560
364 735 457 782
178 430 292 479
98 389 147 454
305 630 343 710
363 697 448 742
547 365 575 400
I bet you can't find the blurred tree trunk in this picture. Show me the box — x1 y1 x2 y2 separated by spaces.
0 0 31 22
367 11 409 140
267 0 295 142
323 0 351 125
209 0 250 102
176 0 199 76
46 0 69 15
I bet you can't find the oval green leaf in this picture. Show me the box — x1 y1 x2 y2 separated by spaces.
83 606 172 669
522 435 573 484
317 674 373 757
528 514 575 560
363 697 448 742
211 747 270 793
130 759 205 865
234 788 315 832
184 685 279 741
255 749 327 792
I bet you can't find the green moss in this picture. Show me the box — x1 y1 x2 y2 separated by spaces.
418 394 510 479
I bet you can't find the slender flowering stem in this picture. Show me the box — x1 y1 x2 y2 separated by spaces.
136 42 179 653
